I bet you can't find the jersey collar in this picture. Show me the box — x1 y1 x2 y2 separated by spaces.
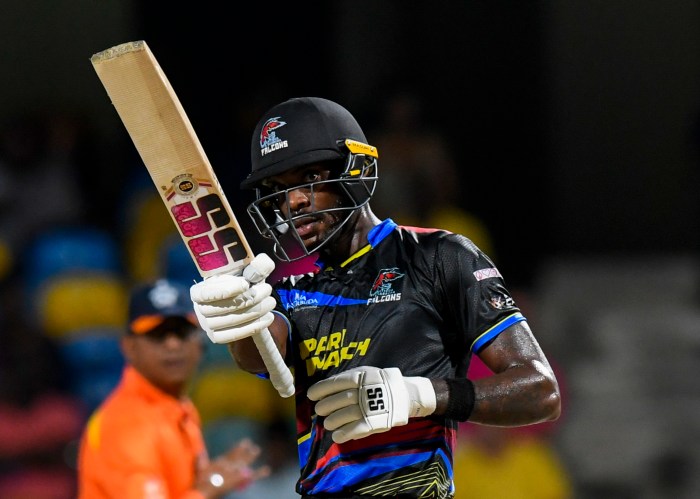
319 218 397 270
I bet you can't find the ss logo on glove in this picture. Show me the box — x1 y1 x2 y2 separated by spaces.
308 366 437 443
364 387 387 414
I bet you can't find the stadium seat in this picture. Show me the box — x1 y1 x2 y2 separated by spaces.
23 225 123 294
190 365 277 425
0 237 12 281
36 273 128 339
160 235 200 286
57 329 124 414
122 191 179 283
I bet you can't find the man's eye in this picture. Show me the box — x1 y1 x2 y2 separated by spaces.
304 170 329 183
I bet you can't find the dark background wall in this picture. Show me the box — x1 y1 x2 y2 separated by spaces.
1 0 698 288
136 1 552 286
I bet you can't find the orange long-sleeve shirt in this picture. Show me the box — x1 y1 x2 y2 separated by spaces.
77 366 207 499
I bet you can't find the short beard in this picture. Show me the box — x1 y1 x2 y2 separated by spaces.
319 204 360 254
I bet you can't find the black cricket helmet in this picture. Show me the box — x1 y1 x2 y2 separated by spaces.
242 97 378 262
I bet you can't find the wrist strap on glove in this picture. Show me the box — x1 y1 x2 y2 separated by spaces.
403 375 437 418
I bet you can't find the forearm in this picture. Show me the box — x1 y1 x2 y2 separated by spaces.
469 363 560 425
432 363 560 425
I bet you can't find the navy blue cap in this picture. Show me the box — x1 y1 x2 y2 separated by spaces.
128 279 198 334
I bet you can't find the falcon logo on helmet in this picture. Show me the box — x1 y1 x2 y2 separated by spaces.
259 117 288 156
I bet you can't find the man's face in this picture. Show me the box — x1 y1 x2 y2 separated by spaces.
122 317 203 395
262 162 346 251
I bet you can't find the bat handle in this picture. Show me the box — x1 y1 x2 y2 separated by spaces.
253 328 295 398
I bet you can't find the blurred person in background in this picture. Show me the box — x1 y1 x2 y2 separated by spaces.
76 279 270 498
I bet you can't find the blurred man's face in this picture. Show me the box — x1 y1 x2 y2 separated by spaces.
122 317 203 396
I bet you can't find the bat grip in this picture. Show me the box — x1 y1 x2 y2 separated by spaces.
253 328 295 398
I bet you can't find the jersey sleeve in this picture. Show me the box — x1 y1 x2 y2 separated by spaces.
435 233 525 354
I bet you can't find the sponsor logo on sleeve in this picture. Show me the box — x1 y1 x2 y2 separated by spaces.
488 294 515 310
473 267 502 281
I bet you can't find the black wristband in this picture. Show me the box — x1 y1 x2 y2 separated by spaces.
444 378 475 421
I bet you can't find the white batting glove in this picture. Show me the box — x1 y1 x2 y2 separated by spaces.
307 366 437 444
189 254 277 344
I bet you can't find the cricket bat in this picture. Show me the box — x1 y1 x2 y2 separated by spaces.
90 40 294 398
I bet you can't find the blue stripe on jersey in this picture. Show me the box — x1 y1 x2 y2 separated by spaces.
471 312 526 352
277 289 366 310
308 447 448 494
367 218 397 246
298 427 314 467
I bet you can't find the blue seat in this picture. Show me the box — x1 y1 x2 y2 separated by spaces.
23 225 122 294
59 329 124 372
72 371 123 415
57 330 125 413
160 235 201 286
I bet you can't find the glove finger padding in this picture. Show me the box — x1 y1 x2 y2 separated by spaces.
308 366 436 444
202 310 275 344
243 253 276 283
307 369 366 401
203 295 277 330
330 415 389 443
322 404 363 431
190 274 250 302
196 282 274 318
313 389 359 418
190 272 277 344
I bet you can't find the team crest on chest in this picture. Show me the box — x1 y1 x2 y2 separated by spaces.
367 267 404 304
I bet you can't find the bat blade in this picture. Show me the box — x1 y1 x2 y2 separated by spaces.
91 40 294 398
91 40 251 278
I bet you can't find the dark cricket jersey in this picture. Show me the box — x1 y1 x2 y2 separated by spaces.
272 218 525 498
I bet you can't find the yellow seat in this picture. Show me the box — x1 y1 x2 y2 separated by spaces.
190 365 278 425
37 273 128 339
0 238 12 281
427 205 495 257
123 192 178 282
